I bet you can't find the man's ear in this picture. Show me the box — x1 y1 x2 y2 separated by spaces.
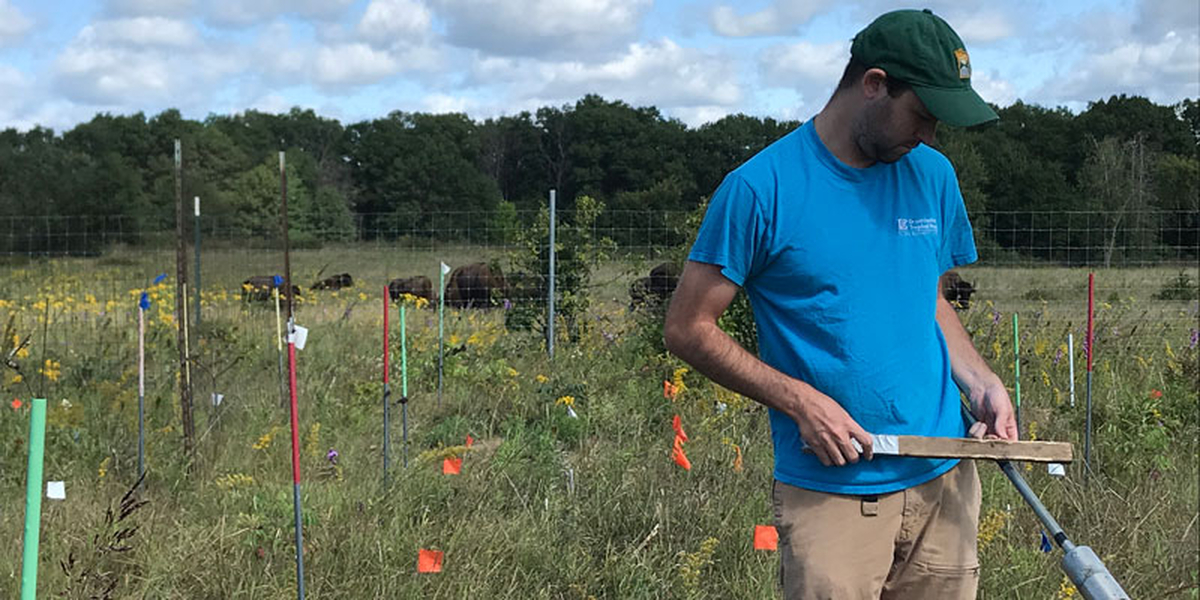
861 68 889 99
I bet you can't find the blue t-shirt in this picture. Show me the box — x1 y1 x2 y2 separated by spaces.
689 120 978 495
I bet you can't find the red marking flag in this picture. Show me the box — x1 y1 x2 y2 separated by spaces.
417 549 443 573
754 525 778 551
672 435 691 471
672 414 688 442
443 457 462 475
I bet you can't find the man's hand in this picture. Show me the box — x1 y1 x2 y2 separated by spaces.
967 380 1018 440
793 390 874 467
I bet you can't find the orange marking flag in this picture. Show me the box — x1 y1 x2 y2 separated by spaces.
672 435 691 471
663 380 677 399
417 549 444 573
733 445 743 473
465 435 474 448
672 414 688 442
754 525 778 551
443 457 462 475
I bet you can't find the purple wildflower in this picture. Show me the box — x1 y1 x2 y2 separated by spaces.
326 449 339 464
992 310 1001 325
1053 347 1063 366
503 299 512 310
1190 328 1198 350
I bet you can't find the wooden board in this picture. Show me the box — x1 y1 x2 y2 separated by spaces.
891 435 1073 463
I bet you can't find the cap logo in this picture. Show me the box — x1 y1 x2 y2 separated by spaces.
954 48 971 79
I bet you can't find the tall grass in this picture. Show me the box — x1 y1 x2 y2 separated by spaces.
1 250 1196 598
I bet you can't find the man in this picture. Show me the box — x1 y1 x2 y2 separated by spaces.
663 9 1017 599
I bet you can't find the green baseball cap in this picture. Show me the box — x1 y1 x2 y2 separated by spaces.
851 9 998 127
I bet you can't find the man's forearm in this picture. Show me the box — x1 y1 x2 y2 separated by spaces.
664 318 811 420
936 297 1003 396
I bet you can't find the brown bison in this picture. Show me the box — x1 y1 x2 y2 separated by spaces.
940 270 976 310
311 273 353 291
630 262 681 308
388 276 434 303
444 263 506 308
241 275 301 303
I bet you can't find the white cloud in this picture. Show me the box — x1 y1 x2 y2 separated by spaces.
758 40 849 84
1038 29 1200 107
248 93 291 115
358 0 433 48
543 39 741 108
52 19 239 106
205 0 356 28
1133 0 1200 41
86 17 201 47
756 39 849 109
971 70 1017 108
709 1 833 38
105 0 195 18
949 10 1017 45
421 93 473 114
431 0 651 57
314 43 400 86
464 38 742 125
0 0 32 45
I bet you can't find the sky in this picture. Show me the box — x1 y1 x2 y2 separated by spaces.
0 0 1197 132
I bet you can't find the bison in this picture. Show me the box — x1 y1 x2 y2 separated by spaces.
444 263 506 308
241 275 301 303
630 261 681 309
311 273 353 291
388 276 434 303
940 270 976 310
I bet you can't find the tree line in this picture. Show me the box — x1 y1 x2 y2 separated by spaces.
0 94 1196 262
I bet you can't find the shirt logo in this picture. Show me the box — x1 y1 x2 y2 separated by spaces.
898 217 938 236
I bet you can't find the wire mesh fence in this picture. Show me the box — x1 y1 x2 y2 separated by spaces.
0 209 1196 357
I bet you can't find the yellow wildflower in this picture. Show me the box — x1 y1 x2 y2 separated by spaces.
98 456 110 480
215 473 255 491
506 367 519 378
556 395 575 407
38 359 62 382
358 292 368 301
1056 575 1078 599
535 374 549 384
253 426 282 451
1041 370 1051 388
305 422 321 458
670 367 689 397
977 508 1008 549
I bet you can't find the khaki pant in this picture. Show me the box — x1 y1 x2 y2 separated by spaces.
772 461 981 600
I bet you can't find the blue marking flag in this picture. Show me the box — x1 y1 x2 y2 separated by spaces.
139 292 150 311
1039 531 1053 553
153 273 167 284
273 275 283 288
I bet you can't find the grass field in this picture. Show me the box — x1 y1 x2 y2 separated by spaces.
0 246 1196 599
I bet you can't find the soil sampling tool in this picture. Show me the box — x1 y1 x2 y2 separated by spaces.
962 406 1128 599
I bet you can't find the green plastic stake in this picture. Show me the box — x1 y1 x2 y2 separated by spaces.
1013 313 1022 436
21 397 48 600
401 303 408 398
